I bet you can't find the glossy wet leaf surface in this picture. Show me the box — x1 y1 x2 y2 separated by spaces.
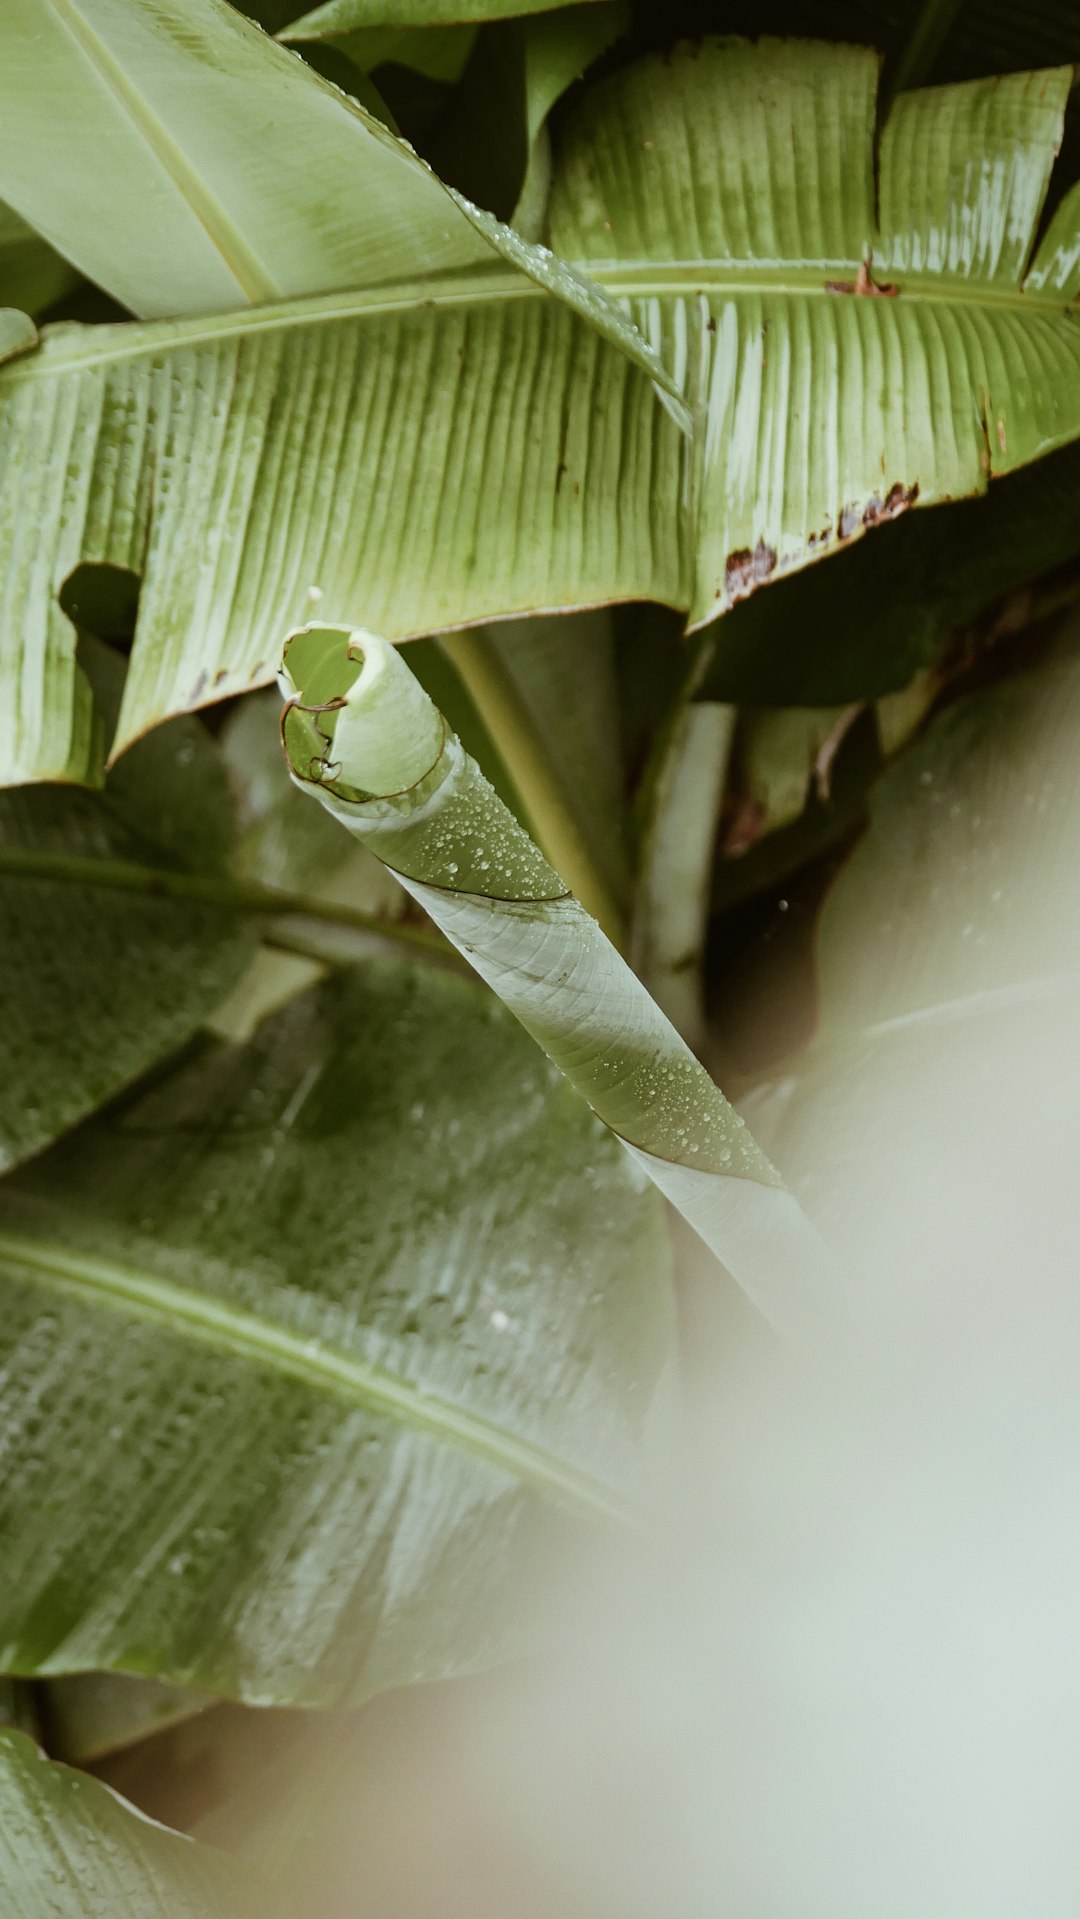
0 675 254 1170
0 1729 277 1918
0 961 672 1705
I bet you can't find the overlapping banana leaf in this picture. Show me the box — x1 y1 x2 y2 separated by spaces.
548 45 1080 619
0 0 670 360
5 41 1080 785
0 1729 277 1917
0 0 673 449
0 960 672 1705
0 641 255 1169
0 0 484 317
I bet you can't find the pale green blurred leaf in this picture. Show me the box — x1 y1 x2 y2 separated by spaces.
763 625 1080 1306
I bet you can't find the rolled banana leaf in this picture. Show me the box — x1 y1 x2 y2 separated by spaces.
278 626 840 1336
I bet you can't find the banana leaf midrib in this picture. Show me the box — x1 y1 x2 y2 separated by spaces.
45 0 278 306
0 1226 625 1521
3 254 1077 390
589 262 1080 314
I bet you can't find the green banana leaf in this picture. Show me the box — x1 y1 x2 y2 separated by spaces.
0 643 255 1169
0 1728 277 1918
0 961 672 1706
5 41 1080 785
734 706 852 840
0 0 487 317
285 0 598 35
0 0 673 400
548 44 1080 621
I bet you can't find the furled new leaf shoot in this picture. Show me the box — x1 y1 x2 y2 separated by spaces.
280 625 842 1335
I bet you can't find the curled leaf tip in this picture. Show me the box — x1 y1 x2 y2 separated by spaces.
280 624 443 797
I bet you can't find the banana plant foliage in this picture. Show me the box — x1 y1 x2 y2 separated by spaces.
0 1728 278 1917
0 641 255 1170
3 40 1080 786
0 960 672 1705
0 0 672 368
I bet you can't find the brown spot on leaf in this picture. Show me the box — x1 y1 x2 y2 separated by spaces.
825 255 898 298
863 480 919 527
725 539 777 602
838 504 860 540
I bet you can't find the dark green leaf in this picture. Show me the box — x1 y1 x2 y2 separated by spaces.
0 962 672 1706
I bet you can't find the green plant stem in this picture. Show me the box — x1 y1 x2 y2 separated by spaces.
632 700 735 1049
630 626 729 1044
440 626 628 947
0 846 454 961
